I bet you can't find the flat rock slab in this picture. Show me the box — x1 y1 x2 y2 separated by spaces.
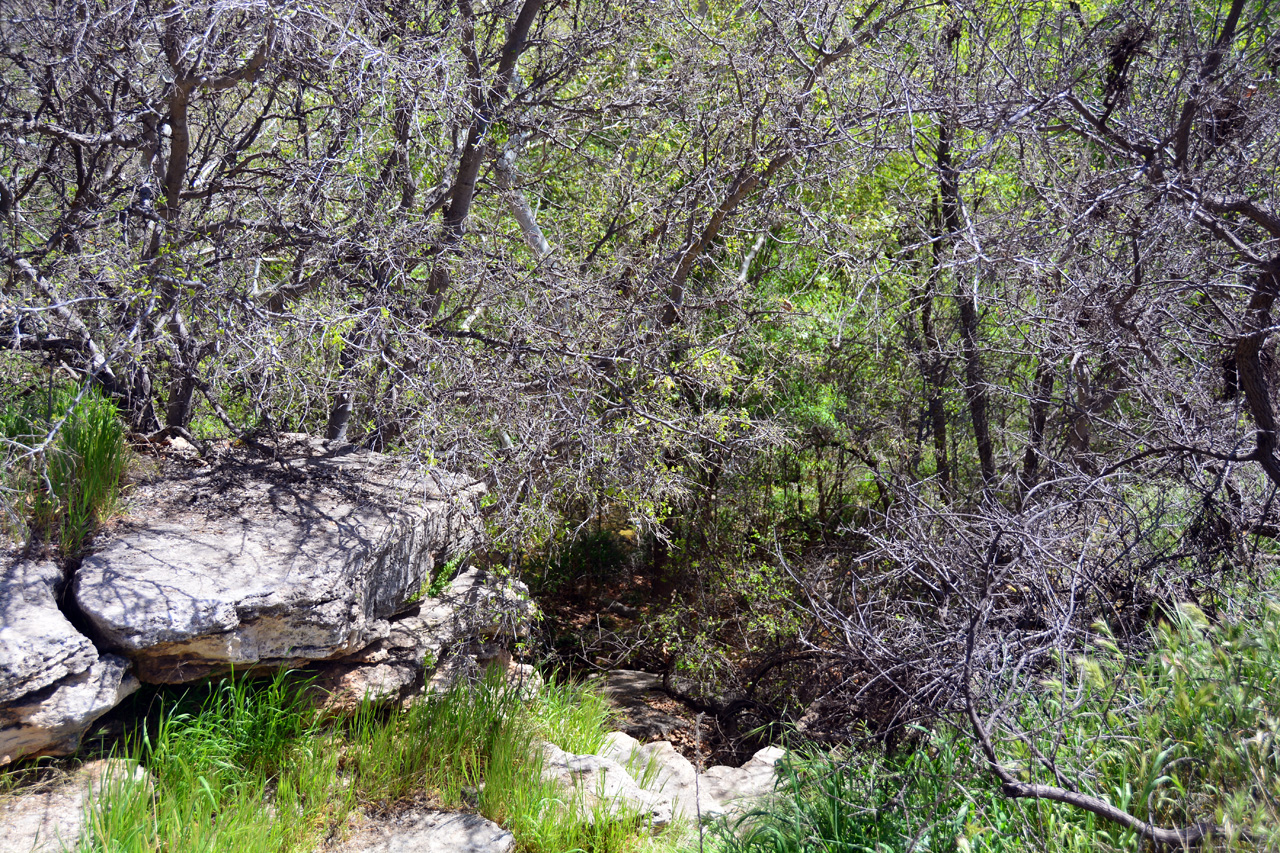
591 670 695 741
74 435 483 682
0 759 151 853
330 810 514 853
0 558 97 703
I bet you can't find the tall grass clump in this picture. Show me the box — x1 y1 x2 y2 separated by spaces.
710 742 973 853
526 675 613 755
0 383 128 554
126 671 345 853
71 668 668 853
345 669 520 803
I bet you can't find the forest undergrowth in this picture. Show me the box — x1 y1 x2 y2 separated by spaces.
4 593 1277 853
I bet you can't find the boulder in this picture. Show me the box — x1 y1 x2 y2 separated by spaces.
0 558 97 702
74 435 484 682
538 740 670 828
0 759 151 853
318 568 539 709
328 810 514 853
698 746 786 813
0 656 139 764
0 551 139 765
601 731 726 822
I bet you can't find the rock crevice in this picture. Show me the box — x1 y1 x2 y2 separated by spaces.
2 434 508 764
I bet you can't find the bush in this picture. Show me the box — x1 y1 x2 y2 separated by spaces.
716 598 1280 853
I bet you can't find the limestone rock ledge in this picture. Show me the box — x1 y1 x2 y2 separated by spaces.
0 556 139 765
73 434 485 683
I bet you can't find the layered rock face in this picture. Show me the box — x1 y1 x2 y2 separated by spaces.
1 434 510 765
0 556 140 765
74 435 485 683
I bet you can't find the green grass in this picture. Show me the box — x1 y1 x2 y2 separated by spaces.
55 670 683 853
33 593 1280 853
525 676 614 755
707 598 1280 853
707 741 972 853
1 383 128 554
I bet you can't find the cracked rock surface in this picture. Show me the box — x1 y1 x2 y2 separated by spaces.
0 552 138 765
0 559 96 701
73 434 484 683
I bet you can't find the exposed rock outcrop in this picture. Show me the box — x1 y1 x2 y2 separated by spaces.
538 740 671 827
698 746 787 814
600 731 726 822
0 656 138 765
594 669 692 741
3 434 514 763
328 810 515 853
0 555 139 765
0 560 96 699
539 730 786 831
74 434 485 683
316 568 538 711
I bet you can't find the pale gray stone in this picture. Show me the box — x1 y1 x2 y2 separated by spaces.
538 740 671 828
319 569 538 710
74 435 484 683
698 746 787 813
329 810 514 853
0 759 150 853
601 732 726 823
0 557 97 702
0 656 138 764
597 669 662 698
589 670 693 740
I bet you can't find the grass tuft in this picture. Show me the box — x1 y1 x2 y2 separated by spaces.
1 383 128 555
57 670 673 853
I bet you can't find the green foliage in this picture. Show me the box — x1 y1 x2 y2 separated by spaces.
526 528 636 595
0 384 128 554
1006 603 1280 851
408 552 469 604
525 675 614 755
63 671 677 853
712 600 1280 853
345 668 519 804
709 742 971 853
